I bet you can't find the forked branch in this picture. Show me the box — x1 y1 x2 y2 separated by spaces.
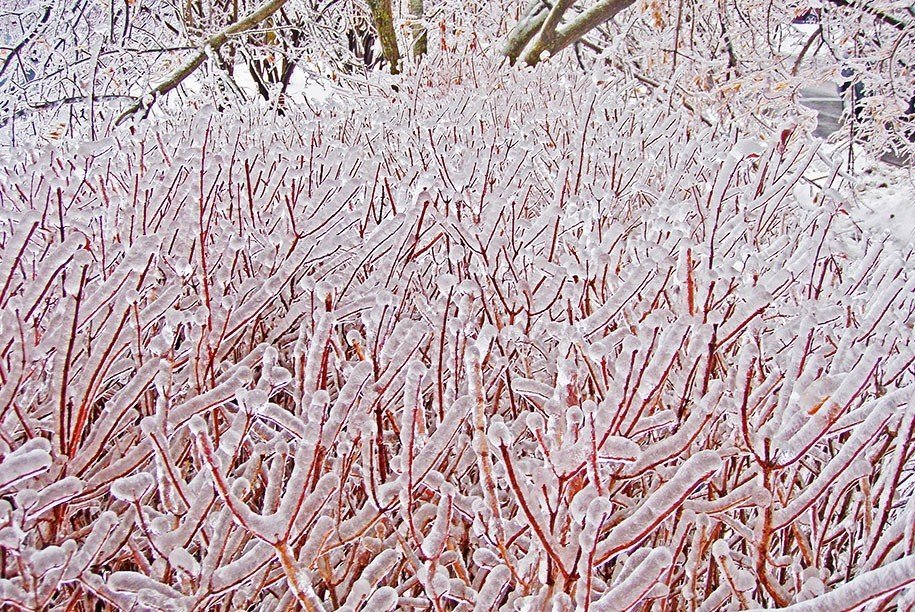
115 0 288 125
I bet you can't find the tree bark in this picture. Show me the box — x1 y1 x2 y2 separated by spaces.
407 0 427 59
505 0 637 66
503 1 548 63
367 0 402 73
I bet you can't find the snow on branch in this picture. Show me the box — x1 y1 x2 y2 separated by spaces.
115 0 288 125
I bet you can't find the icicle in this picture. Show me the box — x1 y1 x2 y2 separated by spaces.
421 493 452 559
467 346 505 545
622 384 722 477
475 565 511 611
0 438 51 490
774 394 897 528
592 547 673 611
597 451 721 562
343 548 401 608
747 554 915 611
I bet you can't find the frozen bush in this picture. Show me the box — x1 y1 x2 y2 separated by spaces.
0 53 912 610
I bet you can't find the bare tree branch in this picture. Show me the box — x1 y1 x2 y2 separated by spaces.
506 0 637 66
115 0 288 125
824 0 912 32
503 1 550 63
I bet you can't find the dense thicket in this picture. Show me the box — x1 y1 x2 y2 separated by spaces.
0 57 913 609
2 0 915 157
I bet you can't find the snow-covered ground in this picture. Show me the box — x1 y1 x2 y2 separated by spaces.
798 78 915 247
854 159 915 245
230 63 336 104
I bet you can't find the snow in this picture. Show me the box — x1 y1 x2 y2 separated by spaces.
230 64 335 105
853 162 915 245
750 554 915 611
592 547 673 611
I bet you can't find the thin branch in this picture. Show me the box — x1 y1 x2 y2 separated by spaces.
823 0 912 32
0 95 136 128
114 0 288 125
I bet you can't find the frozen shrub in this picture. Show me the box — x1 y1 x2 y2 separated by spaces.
0 56 912 610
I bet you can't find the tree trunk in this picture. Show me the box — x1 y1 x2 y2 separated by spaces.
367 0 401 73
407 0 427 59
